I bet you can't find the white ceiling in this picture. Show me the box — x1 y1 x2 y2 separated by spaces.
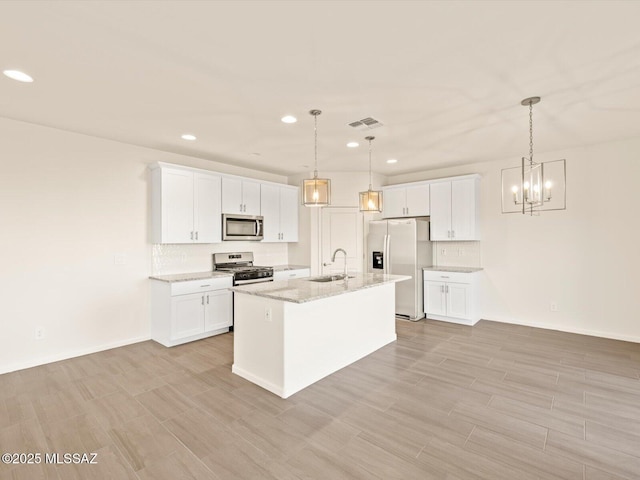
2 1 640 177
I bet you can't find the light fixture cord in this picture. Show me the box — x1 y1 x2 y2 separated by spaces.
529 100 534 165
313 113 318 178
368 138 373 190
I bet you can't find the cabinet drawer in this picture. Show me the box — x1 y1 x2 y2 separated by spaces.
170 276 232 296
423 271 474 285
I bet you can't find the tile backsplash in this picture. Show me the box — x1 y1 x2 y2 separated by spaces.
152 242 289 275
433 241 481 268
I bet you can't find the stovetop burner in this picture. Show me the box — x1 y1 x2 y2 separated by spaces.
212 252 274 285
217 265 271 273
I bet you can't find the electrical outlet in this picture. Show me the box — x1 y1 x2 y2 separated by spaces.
440 248 447 255
35 327 45 340
550 303 558 312
113 254 127 266
265 308 272 322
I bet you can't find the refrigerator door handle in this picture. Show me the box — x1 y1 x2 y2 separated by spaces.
385 234 391 275
382 234 387 275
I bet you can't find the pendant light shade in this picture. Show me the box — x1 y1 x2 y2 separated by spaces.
359 136 383 212
501 97 566 215
302 109 331 207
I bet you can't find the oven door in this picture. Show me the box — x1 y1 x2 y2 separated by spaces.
223 214 264 241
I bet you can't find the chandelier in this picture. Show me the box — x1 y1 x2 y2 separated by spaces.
359 136 382 212
501 97 566 215
302 109 331 207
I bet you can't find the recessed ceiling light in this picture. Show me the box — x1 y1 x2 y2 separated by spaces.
386 159 398 164
3 70 34 83
346 142 359 148
181 134 196 141
281 115 297 124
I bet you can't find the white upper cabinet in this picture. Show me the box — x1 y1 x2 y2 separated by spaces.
222 177 261 216
193 173 223 243
405 184 430 217
430 176 479 241
383 188 407 218
382 183 430 218
260 184 299 242
151 165 222 244
279 186 299 242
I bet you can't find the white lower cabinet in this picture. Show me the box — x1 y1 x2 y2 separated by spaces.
151 276 233 346
423 270 480 325
273 268 310 281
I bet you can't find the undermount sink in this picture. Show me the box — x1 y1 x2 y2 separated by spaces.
307 274 354 283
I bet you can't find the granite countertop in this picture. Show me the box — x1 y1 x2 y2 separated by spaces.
231 272 410 304
423 266 484 273
149 271 233 283
272 265 311 272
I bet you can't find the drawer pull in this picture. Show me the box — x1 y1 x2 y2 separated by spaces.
200 284 211 287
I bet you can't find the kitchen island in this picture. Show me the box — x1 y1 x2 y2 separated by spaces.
230 273 409 398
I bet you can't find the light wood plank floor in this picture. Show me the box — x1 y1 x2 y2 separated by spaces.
2 319 640 479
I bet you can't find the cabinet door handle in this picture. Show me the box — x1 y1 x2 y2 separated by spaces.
446 285 449 294
206 295 209 304
440 285 444 293
201 296 204 305
195 231 198 240
190 231 194 240
239 203 243 212
452 230 455 238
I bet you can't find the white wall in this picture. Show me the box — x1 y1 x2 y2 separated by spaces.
0 118 289 374
388 137 640 342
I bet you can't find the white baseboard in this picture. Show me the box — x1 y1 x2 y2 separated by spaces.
481 316 640 344
231 364 285 398
426 314 480 326
0 335 152 375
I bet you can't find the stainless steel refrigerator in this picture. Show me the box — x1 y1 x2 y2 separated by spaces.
367 218 432 320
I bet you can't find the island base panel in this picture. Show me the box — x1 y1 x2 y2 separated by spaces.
232 282 397 398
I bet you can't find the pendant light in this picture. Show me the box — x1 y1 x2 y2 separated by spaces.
501 97 566 215
359 136 383 212
302 109 331 207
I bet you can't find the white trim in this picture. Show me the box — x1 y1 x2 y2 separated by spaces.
482 316 640 344
232 364 285 398
0 335 152 375
426 314 479 326
150 161 297 189
383 173 480 190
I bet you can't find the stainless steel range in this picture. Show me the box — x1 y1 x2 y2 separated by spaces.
212 252 273 285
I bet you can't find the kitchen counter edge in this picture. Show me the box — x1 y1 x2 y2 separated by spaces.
272 265 310 272
149 271 233 283
423 266 483 273
231 273 410 304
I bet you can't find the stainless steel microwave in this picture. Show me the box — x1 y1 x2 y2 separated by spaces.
222 214 264 241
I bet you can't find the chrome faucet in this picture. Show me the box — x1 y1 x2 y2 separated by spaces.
331 248 348 278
